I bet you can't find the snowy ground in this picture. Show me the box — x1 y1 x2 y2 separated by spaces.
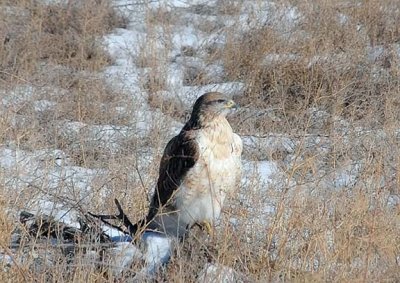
1 0 399 281
1 0 287 223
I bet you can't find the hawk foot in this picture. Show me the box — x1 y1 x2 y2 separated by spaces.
199 221 214 237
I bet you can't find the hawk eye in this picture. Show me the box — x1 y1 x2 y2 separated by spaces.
205 99 226 105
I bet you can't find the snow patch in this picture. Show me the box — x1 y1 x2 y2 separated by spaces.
136 231 173 277
1 85 35 109
33 100 57 112
106 242 143 277
241 160 281 192
197 263 245 283
149 0 217 9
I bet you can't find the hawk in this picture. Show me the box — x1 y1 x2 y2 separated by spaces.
136 92 242 238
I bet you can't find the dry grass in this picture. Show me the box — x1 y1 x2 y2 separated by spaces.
215 0 400 134
0 0 127 81
0 0 399 282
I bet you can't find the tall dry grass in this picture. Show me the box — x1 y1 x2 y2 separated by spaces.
217 0 400 135
0 0 399 282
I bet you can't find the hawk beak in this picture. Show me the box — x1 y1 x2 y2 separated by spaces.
225 100 237 109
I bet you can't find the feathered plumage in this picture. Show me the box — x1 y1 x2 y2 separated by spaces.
136 92 242 238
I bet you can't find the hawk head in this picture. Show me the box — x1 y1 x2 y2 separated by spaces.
188 92 237 128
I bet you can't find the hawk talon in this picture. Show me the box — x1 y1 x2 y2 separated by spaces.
200 221 214 237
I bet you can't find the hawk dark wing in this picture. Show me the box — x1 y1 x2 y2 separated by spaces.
147 130 199 221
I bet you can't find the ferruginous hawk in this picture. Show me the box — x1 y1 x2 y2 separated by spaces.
135 92 242 238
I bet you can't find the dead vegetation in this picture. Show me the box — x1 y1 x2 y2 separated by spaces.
0 0 399 282
0 0 127 81
215 0 400 134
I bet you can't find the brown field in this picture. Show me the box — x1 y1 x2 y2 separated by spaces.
0 0 399 282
